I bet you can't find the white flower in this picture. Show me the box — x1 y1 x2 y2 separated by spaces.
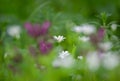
102 52 119 70
99 42 112 51
58 51 70 59
78 56 83 60
7 25 21 39
73 24 96 35
82 24 96 35
72 26 83 33
86 52 100 71
79 36 90 42
52 51 74 68
52 59 61 67
52 56 74 68
53 35 65 43
111 24 117 31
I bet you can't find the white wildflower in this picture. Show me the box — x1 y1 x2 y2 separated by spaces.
102 52 119 70
86 52 100 71
53 35 65 43
78 56 83 60
73 24 96 35
79 36 90 42
82 24 96 35
52 56 74 68
72 26 83 33
7 25 21 39
52 59 61 67
99 42 112 51
111 24 117 31
58 51 70 59
52 51 74 68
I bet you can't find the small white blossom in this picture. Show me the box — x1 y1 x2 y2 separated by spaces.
53 35 65 43
73 24 96 35
52 51 74 68
7 25 21 39
102 52 119 70
58 51 70 59
79 36 90 42
99 42 112 51
52 56 74 68
111 24 117 31
86 52 100 71
82 24 96 35
72 26 83 33
78 56 83 60
52 59 61 67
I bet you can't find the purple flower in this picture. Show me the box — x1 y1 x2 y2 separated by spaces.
97 28 105 41
90 27 105 48
24 21 51 38
40 21 51 35
39 41 52 54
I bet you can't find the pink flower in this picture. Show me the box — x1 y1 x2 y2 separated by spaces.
24 21 51 38
40 21 51 35
39 41 52 54
97 28 105 41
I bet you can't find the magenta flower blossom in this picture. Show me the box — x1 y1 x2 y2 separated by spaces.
97 28 105 41
24 21 51 38
90 27 105 47
40 21 51 35
39 41 52 54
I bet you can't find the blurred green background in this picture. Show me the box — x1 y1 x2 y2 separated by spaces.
0 0 120 37
0 0 120 21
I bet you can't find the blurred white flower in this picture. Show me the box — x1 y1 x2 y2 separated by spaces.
82 24 96 35
111 24 117 31
52 51 74 68
99 42 112 51
79 36 90 42
86 52 100 71
53 35 65 43
72 26 83 33
7 25 21 39
58 51 70 59
53 56 74 68
73 24 96 35
102 52 119 70
78 56 83 60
